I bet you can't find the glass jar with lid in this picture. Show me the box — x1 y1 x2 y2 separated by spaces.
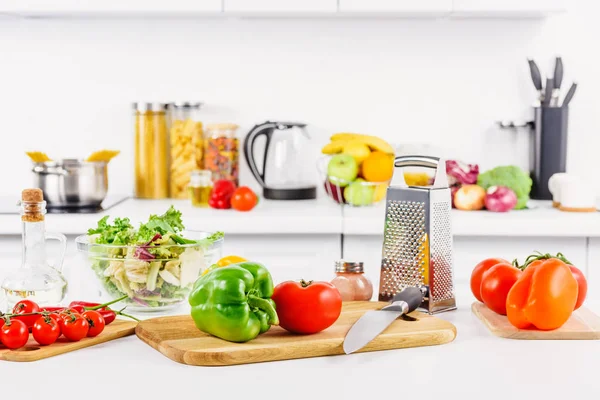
189 169 213 208
134 102 169 199
204 123 240 186
330 261 373 301
167 102 204 199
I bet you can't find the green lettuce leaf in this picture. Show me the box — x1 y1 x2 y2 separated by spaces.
88 216 134 245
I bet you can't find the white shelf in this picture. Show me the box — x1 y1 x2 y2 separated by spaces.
0 0 566 19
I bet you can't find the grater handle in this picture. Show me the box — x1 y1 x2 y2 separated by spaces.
393 155 449 189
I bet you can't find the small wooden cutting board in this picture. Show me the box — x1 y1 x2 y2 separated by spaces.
0 320 137 362
472 302 600 340
135 301 457 366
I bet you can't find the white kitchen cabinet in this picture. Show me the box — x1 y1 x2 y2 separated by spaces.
343 235 587 301
224 0 337 14
224 234 341 284
338 0 452 16
452 0 566 18
587 238 600 303
0 0 222 16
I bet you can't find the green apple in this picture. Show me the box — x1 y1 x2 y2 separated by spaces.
327 154 358 187
344 179 375 206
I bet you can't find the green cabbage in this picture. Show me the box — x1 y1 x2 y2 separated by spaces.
477 166 532 210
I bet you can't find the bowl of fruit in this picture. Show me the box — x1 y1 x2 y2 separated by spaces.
318 133 395 207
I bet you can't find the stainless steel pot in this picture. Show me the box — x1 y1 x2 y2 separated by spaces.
32 159 108 208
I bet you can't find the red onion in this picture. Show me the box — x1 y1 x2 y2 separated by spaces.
485 186 518 212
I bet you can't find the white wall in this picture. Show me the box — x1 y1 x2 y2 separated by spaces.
0 0 598 198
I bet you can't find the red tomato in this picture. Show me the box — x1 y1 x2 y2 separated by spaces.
32 317 60 346
569 265 587 310
211 180 236 199
82 310 105 337
12 299 40 328
61 314 89 342
470 258 508 302
272 280 342 334
231 187 258 212
48 313 61 326
480 263 522 315
0 319 29 349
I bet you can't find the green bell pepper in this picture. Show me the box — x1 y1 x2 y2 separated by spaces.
188 261 279 343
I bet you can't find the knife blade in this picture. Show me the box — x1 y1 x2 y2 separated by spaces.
551 57 563 106
343 287 424 355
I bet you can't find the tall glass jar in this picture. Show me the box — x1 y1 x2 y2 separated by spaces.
134 103 169 199
204 123 240 186
167 102 204 199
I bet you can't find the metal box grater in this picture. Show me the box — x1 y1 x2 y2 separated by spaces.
378 155 456 314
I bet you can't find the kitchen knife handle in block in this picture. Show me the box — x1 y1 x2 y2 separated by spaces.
383 287 423 314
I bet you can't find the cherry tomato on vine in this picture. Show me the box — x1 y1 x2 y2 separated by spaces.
82 310 105 337
32 316 61 346
0 319 29 349
12 299 40 328
61 314 89 342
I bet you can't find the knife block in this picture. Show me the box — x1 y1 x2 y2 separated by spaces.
531 106 569 200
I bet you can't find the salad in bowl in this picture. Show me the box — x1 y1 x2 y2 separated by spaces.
76 206 223 311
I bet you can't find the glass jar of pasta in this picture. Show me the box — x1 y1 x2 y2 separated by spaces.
167 102 204 199
204 123 240 186
134 103 169 199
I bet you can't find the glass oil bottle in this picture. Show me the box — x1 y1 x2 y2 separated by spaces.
1 189 68 310
189 170 213 207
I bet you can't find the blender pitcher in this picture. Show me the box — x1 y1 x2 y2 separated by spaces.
1 189 67 310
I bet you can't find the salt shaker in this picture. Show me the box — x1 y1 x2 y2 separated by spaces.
330 261 373 301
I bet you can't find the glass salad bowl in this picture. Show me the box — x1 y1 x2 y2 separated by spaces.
76 230 223 311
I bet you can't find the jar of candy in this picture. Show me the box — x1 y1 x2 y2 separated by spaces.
203 123 239 186
330 261 373 301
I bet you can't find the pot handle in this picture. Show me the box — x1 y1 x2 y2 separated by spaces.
45 232 67 272
32 166 69 176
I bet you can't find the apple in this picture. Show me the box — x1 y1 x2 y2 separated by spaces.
327 154 358 187
324 181 346 204
344 179 375 206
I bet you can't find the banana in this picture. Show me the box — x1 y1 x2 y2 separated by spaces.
321 140 349 154
330 133 394 154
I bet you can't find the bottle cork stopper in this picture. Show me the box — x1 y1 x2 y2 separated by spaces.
22 188 44 203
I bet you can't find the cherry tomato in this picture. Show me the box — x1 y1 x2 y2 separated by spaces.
480 263 522 315
569 265 587 310
82 310 105 337
231 187 258 212
0 319 29 349
32 316 60 346
272 280 342 334
61 314 89 342
47 313 61 326
470 258 508 302
12 299 40 328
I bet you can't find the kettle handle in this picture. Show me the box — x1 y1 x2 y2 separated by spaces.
393 155 449 189
243 122 277 187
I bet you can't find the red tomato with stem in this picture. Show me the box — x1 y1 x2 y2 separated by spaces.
272 280 342 334
12 299 40 328
231 187 258 212
480 263 522 315
470 258 509 302
82 311 105 337
61 314 89 342
0 319 29 349
32 316 60 346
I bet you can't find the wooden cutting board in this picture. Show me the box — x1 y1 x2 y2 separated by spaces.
135 301 457 366
472 302 600 339
0 320 137 362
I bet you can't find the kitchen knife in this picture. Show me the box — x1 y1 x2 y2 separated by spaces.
543 78 554 107
562 82 578 107
551 57 563 106
527 59 544 102
343 287 424 355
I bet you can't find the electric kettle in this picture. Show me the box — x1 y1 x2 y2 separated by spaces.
244 121 317 200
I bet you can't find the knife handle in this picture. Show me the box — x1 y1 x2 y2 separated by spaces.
383 287 423 313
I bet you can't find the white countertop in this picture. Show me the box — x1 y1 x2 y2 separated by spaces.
0 285 598 400
0 197 599 237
